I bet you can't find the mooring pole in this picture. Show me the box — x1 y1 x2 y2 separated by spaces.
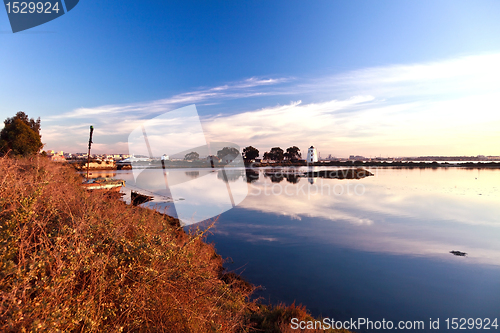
86 125 94 181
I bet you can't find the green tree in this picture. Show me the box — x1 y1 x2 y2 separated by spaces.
184 151 200 160
242 146 259 161
0 112 43 156
284 146 301 161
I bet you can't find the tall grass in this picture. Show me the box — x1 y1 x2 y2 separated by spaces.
0 156 252 332
0 156 352 333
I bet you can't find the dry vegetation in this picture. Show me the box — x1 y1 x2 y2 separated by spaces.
0 156 350 333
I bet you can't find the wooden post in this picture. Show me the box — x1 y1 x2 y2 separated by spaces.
86 125 94 181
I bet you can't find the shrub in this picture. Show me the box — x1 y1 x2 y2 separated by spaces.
0 112 43 157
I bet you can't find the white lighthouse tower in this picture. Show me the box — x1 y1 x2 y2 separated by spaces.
307 146 318 163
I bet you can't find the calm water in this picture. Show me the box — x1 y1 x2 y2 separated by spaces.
100 167 500 332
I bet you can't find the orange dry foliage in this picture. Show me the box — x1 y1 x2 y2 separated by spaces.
243 302 352 333
0 156 253 332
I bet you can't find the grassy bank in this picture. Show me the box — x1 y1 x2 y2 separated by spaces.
0 156 251 332
0 157 352 332
0 157 350 332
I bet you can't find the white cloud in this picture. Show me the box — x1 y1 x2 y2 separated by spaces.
41 53 500 156
202 96 377 150
45 76 292 121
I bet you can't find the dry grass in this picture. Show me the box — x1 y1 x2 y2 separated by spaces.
0 156 252 332
0 156 352 333
242 302 351 333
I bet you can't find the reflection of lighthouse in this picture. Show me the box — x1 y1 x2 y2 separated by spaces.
307 146 318 163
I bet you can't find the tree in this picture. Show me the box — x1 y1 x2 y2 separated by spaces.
242 146 259 161
0 112 43 156
263 148 284 162
284 146 301 161
268 147 284 161
217 147 240 161
184 151 200 160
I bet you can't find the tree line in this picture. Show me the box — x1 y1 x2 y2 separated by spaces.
182 146 303 163
0 111 304 164
243 145 302 162
184 147 240 161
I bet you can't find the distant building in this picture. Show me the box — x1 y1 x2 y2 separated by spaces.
117 155 150 164
349 155 366 161
49 155 66 162
307 146 318 163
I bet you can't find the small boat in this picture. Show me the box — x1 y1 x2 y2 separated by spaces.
82 177 125 192
80 126 125 192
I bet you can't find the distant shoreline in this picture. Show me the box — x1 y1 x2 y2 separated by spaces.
252 160 500 168
69 160 500 171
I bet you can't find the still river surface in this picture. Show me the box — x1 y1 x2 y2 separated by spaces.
93 166 500 332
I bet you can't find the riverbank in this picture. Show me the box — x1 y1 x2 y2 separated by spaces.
253 160 500 168
68 159 500 171
0 156 350 332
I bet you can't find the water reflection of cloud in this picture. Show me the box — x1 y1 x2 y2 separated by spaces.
219 168 500 266
116 167 500 265
244 178 375 225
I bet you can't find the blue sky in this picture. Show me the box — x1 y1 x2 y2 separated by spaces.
1 0 500 156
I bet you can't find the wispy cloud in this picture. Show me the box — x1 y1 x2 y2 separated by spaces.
41 53 500 156
202 96 377 149
45 76 293 121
